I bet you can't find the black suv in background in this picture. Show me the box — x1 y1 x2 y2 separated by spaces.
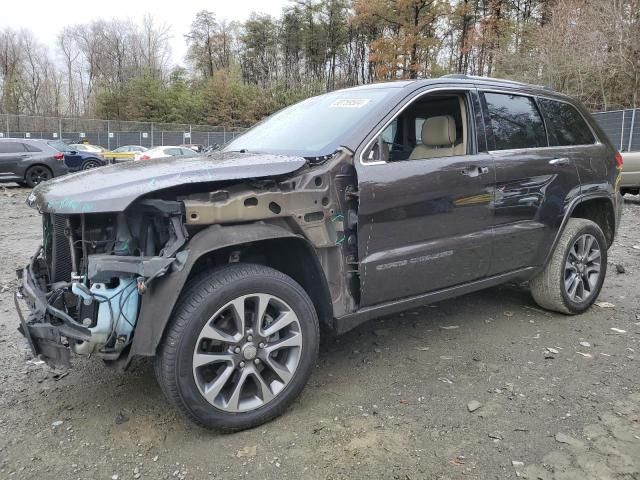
16 75 622 432
0 138 69 187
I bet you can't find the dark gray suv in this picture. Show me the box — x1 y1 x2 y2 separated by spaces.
0 138 69 187
15 75 622 431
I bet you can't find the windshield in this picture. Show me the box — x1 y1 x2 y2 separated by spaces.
223 88 392 157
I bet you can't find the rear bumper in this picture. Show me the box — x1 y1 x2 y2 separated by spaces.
51 162 69 177
613 189 623 242
15 247 90 368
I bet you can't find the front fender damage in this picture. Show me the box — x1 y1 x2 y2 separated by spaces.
128 151 360 365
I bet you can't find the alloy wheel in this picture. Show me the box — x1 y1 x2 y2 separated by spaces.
82 161 99 170
564 233 601 303
27 167 51 185
192 293 303 412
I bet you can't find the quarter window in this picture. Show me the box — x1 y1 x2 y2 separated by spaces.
537 98 595 146
483 93 547 150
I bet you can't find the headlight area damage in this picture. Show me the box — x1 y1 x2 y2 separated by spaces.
15 151 359 370
15 199 188 368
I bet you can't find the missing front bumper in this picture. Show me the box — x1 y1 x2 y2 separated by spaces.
14 248 89 369
15 289 71 369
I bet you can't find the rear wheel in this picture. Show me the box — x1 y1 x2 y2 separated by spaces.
155 263 319 431
530 218 607 314
24 165 52 187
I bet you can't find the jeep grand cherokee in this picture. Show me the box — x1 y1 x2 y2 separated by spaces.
15 75 623 431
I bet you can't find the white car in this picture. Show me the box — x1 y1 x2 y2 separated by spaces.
134 146 198 161
620 151 640 195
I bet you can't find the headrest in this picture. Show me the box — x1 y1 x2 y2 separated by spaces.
422 115 457 146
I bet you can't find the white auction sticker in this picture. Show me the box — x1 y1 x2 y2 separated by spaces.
329 98 370 108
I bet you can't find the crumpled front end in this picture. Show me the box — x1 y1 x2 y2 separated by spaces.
15 202 187 368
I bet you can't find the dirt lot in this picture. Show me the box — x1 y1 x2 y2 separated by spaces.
0 184 639 480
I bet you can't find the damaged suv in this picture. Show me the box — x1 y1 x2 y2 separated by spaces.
15 75 622 431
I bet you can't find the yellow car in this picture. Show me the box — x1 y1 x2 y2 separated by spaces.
104 145 148 162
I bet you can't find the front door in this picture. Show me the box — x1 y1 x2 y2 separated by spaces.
0 141 26 180
355 88 495 307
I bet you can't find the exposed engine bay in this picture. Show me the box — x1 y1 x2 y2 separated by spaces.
16 151 359 369
19 198 187 366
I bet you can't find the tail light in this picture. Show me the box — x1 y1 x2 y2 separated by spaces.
54 153 64 161
138 154 150 161
614 151 623 168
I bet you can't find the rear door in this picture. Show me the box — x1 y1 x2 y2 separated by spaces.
355 87 496 307
536 97 606 193
480 90 582 274
0 141 28 180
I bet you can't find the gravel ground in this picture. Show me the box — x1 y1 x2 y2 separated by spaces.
0 184 639 480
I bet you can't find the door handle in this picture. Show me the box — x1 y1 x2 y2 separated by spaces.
549 157 570 166
460 166 489 177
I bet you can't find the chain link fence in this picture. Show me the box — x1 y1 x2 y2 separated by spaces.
592 108 639 152
0 114 247 150
8 109 634 153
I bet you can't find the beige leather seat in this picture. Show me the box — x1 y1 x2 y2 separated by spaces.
409 115 464 160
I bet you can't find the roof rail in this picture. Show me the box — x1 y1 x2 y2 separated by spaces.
440 73 550 90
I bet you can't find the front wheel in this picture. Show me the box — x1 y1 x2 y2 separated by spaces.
155 263 319 431
530 218 607 314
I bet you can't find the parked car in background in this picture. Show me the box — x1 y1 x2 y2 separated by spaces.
620 151 640 195
68 143 106 154
180 143 204 153
49 140 107 171
203 144 220 153
134 145 197 161
0 138 68 187
104 145 148 162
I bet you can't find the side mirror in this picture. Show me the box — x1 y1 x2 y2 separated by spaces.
69 150 77 155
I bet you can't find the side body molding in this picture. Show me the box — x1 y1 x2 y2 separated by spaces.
127 222 311 363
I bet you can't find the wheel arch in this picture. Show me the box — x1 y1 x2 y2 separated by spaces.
126 222 332 365
541 194 616 269
23 163 53 180
568 196 616 247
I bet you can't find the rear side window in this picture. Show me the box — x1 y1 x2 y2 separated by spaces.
24 143 42 152
483 92 547 150
0 142 27 153
537 98 596 146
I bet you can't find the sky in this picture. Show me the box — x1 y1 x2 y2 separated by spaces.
0 0 291 66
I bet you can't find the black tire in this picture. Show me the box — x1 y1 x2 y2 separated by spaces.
24 165 52 188
530 218 607 314
81 159 100 170
155 263 320 431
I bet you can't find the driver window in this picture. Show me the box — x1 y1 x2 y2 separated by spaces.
364 92 469 163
